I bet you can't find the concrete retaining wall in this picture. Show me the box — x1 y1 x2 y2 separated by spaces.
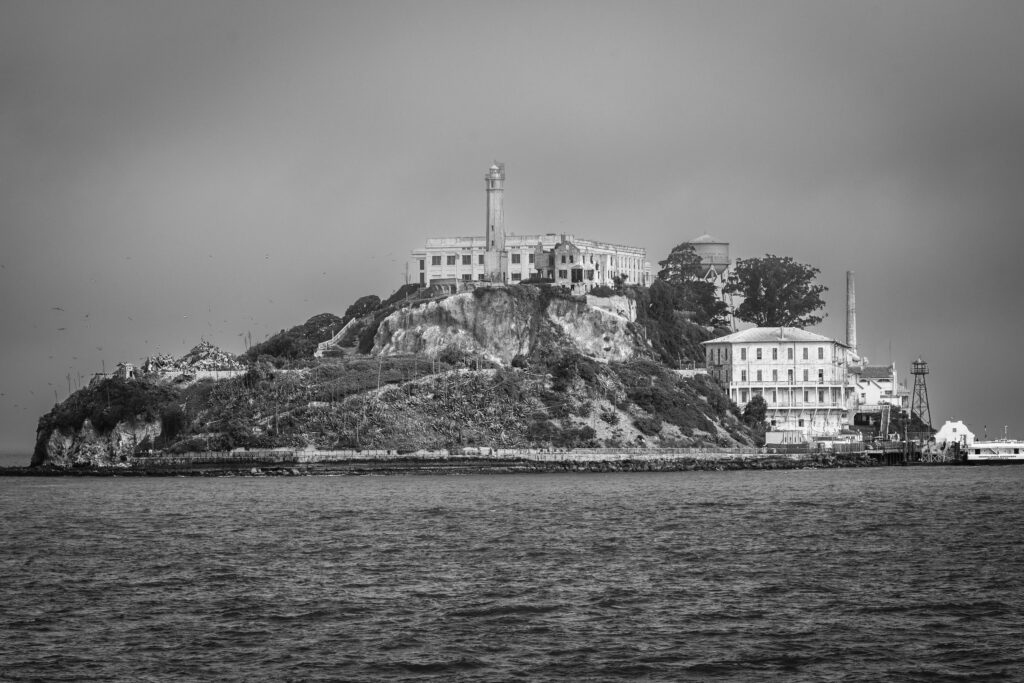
132 445 863 469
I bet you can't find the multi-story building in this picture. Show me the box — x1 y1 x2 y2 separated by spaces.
703 327 857 437
409 163 650 293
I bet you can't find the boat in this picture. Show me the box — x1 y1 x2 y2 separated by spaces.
965 440 1024 463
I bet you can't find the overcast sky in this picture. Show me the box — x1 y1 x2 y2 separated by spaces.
2 0 1023 454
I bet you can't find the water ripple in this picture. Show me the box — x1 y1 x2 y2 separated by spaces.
1 467 1022 681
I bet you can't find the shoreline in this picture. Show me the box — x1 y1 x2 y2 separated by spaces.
0 450 938 476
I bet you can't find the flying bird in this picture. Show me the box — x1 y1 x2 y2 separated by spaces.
57 327 66 331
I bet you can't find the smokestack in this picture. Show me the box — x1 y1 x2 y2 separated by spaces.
846 270 857 358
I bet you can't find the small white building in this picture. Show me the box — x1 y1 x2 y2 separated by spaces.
934 419 975 449
851 363 908 412
703 327 856 437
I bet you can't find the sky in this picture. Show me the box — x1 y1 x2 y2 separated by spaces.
2 0 1023 455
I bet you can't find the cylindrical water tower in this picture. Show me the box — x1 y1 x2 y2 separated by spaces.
686 234 730 281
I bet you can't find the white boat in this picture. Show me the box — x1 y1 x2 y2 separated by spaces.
966 440 1024 463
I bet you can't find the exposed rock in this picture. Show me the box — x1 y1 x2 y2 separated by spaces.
38 418 161 467
176 340 244 372
372 287 642 364
545 297 635 362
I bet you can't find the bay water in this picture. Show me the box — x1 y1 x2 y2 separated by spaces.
1 466 1021 681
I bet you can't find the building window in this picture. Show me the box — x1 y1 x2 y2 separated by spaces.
803 369 809 382
804 390 810 402
756 348 762 360
462 274 472 281
741 389 749 403
586 270 595 280
741 348 747 361
818 347 824 360
788 348 794 360
528 253 535 264
818 389 825 403
798 419 805 427
431 255 441 266
447 255 457 266
818 369 824 384
561 255 566 264
511 272 521 281
802 348 809 360
788 369 794 383
771 390 777 403
478 274 486 281
478 255 485 265
772 370 778 381
511 253 521 264
772 348 778 360
558 269 568 279
741 370 747 382
569 255 574 263
756 370 762 381
462 254 472 265
419 259 425 271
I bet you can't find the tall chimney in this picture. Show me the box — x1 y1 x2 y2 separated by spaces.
846 270 857 357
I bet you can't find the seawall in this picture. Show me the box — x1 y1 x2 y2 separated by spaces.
3 447 882 476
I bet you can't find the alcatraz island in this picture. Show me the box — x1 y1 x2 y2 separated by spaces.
20 163 941 476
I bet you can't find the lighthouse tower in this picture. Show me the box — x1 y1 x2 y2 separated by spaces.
485 163 505 252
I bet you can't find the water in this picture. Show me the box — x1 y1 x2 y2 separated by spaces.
1 467 1021 681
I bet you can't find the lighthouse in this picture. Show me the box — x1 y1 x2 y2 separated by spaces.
485 163 505 252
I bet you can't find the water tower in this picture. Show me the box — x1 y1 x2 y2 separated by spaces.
686 234 730 282
910 357 932 431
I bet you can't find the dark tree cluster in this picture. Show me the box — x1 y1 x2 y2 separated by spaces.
724 255 828 328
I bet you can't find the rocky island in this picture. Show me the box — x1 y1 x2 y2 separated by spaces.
26 282 831 474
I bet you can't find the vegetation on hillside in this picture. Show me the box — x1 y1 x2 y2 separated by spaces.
243 313 343 363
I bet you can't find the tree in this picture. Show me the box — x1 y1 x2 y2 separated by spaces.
657 243 705 283
656 243 729 327
743 394 768 425
342 295 381 325
724 255 828 328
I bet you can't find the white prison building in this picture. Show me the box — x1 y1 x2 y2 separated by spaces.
409 163 650 293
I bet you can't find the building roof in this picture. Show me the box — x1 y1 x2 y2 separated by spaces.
702 326 847 346
688 233 727 244
852 365 894 379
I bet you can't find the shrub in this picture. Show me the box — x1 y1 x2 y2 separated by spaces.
633 416 663 436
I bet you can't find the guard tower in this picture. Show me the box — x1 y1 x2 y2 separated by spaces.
910 357 932 431
485 163 505 252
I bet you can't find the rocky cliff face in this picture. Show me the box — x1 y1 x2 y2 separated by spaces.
372 287 642 364
36 418 162 467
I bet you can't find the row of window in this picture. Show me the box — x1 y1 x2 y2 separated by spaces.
739 368 828 383
711 346 829 363
739 388 840 404
422 253 537 268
